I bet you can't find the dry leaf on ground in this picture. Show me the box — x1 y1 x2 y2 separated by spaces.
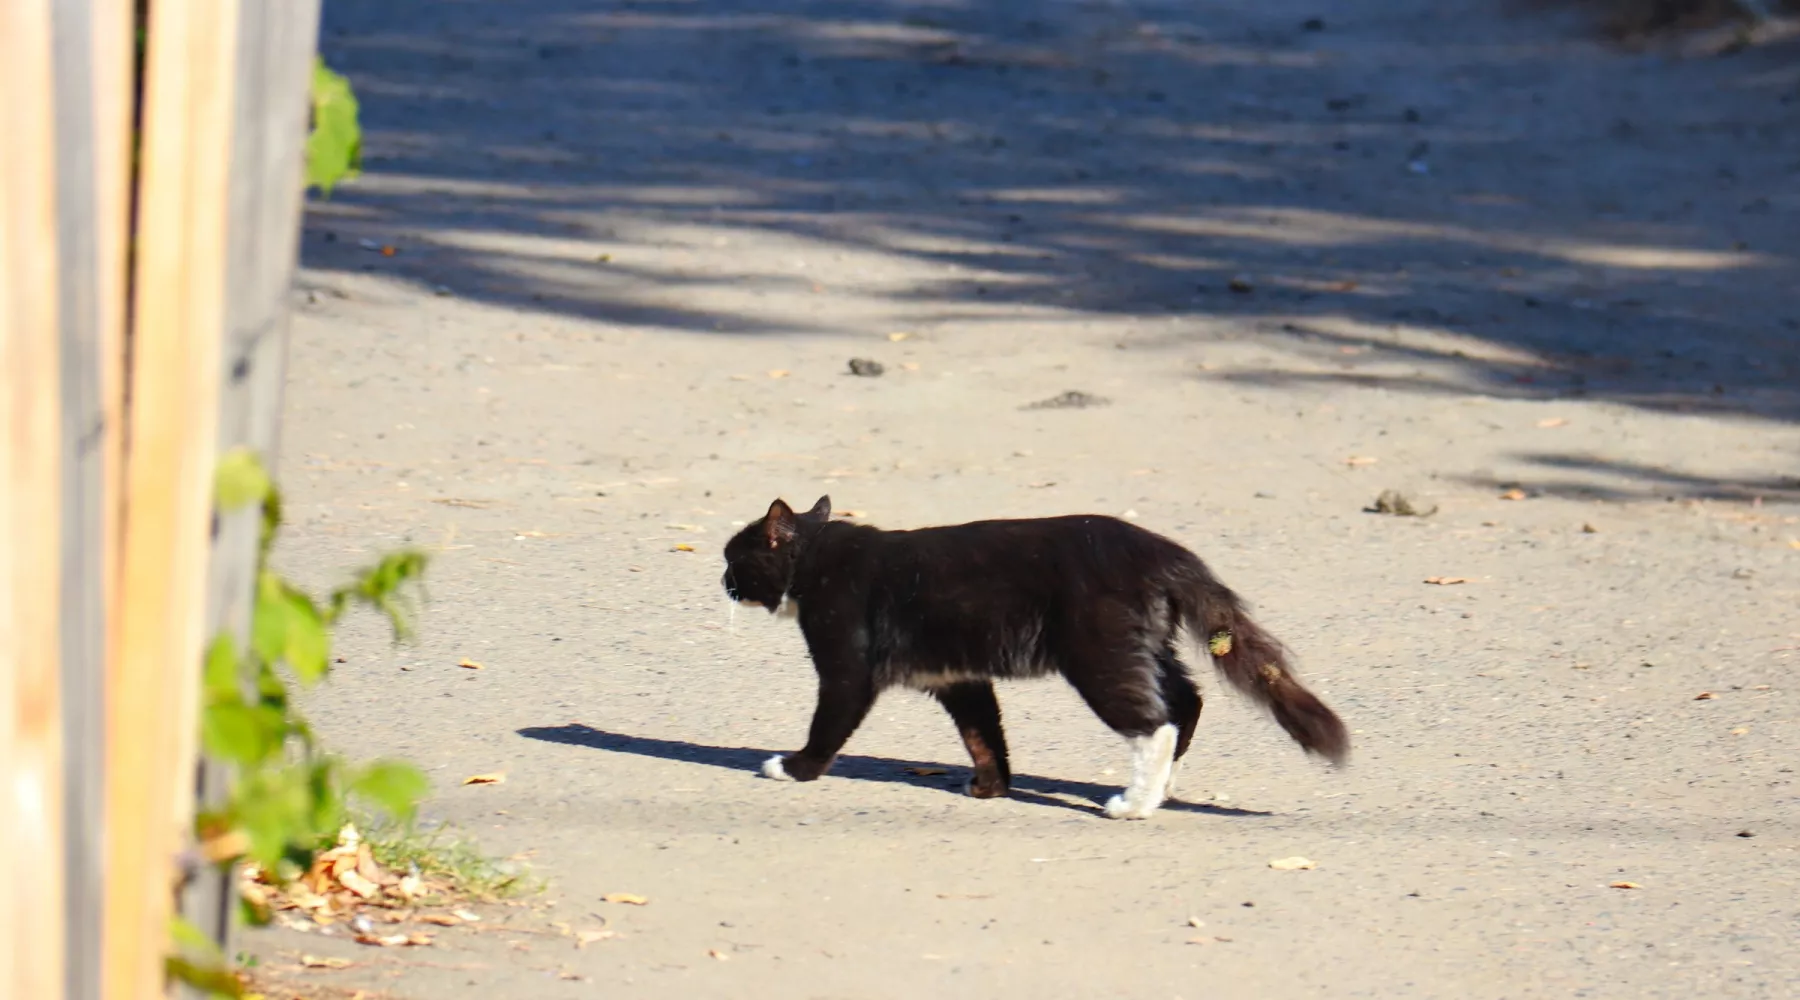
1499 488 1528 500
672 543 695 552
602 893 649 906
1186 916 1205 928
416 913 461 926
337 869 380 900
1424 576 1470 585
904 766 949 776
887 331 912 341
575 929 616 948
1269 857 1317 870
1609 881 1641 890
1694 691 1716 700
462 773 506 785
768 369 790 378
452 909 481 922
1536 417 1568 428
708 949 730 961
301 955 354 969
355 932 433 947
1344 455 1379 467
458 659 484 670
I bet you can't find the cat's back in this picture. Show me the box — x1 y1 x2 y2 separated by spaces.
872 512 1190 580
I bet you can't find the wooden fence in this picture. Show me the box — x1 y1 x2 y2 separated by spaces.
3 1 323 997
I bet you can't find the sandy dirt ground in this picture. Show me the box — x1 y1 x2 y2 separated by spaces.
246 0 1799 996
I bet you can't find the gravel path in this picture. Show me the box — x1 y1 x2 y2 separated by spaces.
252 1 1798 996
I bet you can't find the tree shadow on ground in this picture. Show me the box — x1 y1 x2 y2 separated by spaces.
518 723 1273 818
1455 451 1800 501
307 0 1800 492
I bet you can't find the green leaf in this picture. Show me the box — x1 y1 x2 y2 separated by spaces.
214 447 271 511
164 956 243 999
307 59 361 195
202 702 286 765
170 915 224 960
282 589 329 685
328 549 430 639
203 634 240 704
350 760 429 820
235 764 323 866
251 571 288 666
252 572 329 684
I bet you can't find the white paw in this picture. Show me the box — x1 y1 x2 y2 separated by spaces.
1103 793 1156 820
761 755 795 781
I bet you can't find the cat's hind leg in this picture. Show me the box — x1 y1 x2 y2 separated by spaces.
932 681 1011 798
1157 652 1203 801
1062 642 1178 820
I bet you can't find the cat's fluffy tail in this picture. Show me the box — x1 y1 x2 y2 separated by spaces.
1177 568 1350 765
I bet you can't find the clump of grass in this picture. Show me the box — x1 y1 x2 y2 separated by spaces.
356 814 539 902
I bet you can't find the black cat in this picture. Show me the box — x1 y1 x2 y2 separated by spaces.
721 496 1348 819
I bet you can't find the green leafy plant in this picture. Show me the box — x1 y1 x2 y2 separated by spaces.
197 448 429 875
306 58 362 195
169 450 429 997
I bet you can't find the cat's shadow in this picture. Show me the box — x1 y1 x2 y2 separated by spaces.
517 723 1273 819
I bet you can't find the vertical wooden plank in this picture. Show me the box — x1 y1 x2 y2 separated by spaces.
104 0 242 995
184 0 326 952
1 0 69 996
92 0 135 670
52 0 121 996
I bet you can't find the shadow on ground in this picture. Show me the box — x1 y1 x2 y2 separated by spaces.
307 0 1800 495
519 723 1274 818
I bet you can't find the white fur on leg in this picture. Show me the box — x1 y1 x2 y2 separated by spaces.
1103 724 1178 820
761 755 795 781
1165 758 1183 801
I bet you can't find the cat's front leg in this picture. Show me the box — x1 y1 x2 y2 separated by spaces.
763 669 876 782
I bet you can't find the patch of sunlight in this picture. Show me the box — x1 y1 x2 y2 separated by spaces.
1291 314 1549 367
356 173 770 208
1111 206 1773 272
802 20 960 45
1126 252 1229 271
985 187 1130 206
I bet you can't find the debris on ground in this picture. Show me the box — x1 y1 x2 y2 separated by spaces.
848 357 886 376
1367 489 1438 517
240 822 525 943
1023 390 1109 410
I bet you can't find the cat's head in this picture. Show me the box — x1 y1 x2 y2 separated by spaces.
721 496 831 611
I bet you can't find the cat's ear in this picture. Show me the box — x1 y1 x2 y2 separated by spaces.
764 498 797 546
806 495 831 520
